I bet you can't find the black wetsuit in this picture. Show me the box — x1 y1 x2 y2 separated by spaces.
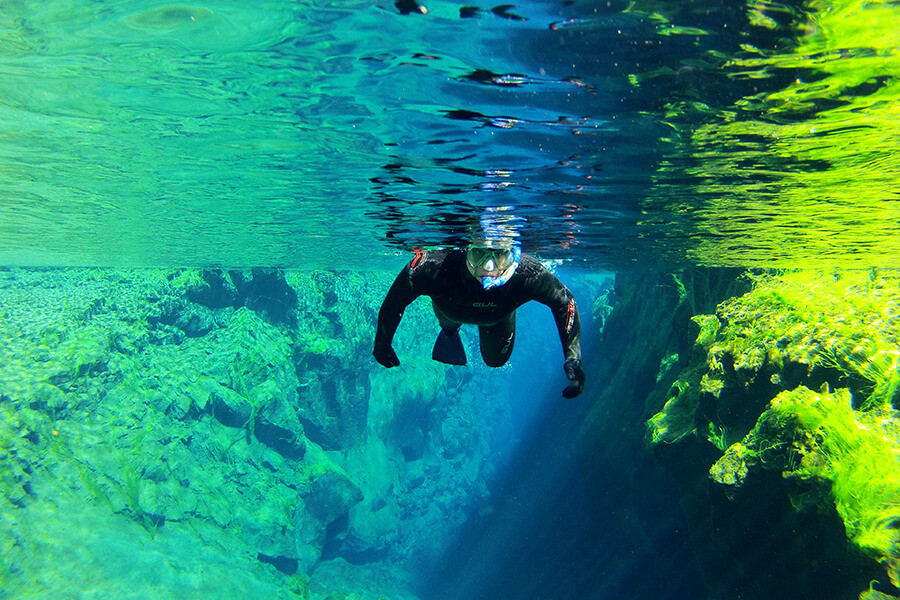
374 249 582 371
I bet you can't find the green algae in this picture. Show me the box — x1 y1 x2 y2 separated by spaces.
647 376 700 445
648 269 900 588
711 384 900 585
765 387 900 576
0 266 511 599
861 582 900 600
714 270 900 409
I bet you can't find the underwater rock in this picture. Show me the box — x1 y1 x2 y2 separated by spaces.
339 437 402 560
708 441 753 492
183 268 298 326
147 322 186 346
291 452 365 573
173 305 217 338
254 418 306 461
405 460 425 490
293 501 326 573
230 268 298 327
209 382 307 460
646 377 700 445
295 354 370 451
257 552 299 575
252 381 307 460
148 294 218 339
344 501 398 559
643 270 900 597
187 269 240 308
440 409 474 459
576 268 882 599
295 387 365 451
210 383 254 428
29 382 68 414
305 469 364 526
0 267 503 598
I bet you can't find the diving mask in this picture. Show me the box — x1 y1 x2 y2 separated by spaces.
466 245 521 289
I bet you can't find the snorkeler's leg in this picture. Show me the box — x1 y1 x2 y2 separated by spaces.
479 312 516 367
431 303 466 365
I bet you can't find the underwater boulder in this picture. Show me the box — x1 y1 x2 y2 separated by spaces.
147 294 217 339
342 501 397 561
209 381 307 460
305 470 364 526
299 456 363 570
293 467 364 574
295 375 369 451
252 382 307 460
209 383 253 428
254 417 306 460
293 497 326 573
186 269 240 309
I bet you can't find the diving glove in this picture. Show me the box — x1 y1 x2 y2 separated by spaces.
373 341 400 368
563 357 585 398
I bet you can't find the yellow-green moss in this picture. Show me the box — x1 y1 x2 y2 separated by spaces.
654 269 900 587
710 270 900 408
764 386 900 585
647 377 700 445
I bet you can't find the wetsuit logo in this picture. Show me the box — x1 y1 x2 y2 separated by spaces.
565 299 575 335
472 302 497 308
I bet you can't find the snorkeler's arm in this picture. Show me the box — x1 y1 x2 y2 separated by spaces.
373 252 431 366
525 260 585 397
526 263 582 361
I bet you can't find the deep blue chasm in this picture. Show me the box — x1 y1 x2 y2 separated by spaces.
417 299 705 600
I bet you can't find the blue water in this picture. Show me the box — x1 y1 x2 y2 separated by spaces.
2 1 900 599
3 0 898 268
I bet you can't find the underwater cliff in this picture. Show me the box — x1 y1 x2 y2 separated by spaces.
4 265 898 600
575 269 900 600
0 267 536 599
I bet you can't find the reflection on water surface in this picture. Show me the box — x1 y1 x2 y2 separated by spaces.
0 0 897 269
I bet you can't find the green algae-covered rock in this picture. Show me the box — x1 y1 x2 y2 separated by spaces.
0 266 509 599
647 269 900 590
752 386 900 587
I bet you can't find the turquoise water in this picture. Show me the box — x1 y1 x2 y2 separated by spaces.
2 1 900 599
3 0 898 268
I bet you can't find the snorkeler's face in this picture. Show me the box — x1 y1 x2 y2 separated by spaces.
466 246 515 278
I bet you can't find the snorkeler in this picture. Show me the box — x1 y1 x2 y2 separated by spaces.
372 239 586 398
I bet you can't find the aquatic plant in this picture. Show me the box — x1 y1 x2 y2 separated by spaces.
706 421 729 452
759 386 900 586
647 377 699 445
705 270 900 408
649 269 900 588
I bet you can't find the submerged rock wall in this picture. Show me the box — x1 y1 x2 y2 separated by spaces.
578 269 900 600
0 267 514 599
646 270 900 599
572 269 747 596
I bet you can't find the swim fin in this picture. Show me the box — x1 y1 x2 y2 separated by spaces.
432 330 467 366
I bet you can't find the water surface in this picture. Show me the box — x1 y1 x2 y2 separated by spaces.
2 0 898 269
